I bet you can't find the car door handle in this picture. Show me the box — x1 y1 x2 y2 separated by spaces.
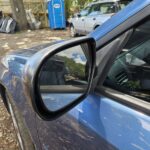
93 18 96 21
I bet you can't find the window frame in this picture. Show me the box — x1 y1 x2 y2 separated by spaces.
95 86 150 116
94 14 150 116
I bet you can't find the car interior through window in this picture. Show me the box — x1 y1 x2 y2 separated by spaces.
103 16 150 102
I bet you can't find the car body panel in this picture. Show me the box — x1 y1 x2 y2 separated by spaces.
69 94 150 150
0 54 41 149
85 13 112 33
36 94 150 149
0 42 61 149
36 103 117 150
0 0 150 149
71 16 86 34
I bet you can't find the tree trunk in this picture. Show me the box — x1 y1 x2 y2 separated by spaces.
9 0 28 30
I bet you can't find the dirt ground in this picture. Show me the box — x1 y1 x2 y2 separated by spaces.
0 29 70 149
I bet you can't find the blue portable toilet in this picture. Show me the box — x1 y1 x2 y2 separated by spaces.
48 0 66 29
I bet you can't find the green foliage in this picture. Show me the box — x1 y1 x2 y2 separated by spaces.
125 80 140 90
77 0 93 8
65 0 74 18
65 0 93 18
62 56 85 79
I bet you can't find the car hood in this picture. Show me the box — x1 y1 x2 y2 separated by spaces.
0 41 64 76
8 41 62 59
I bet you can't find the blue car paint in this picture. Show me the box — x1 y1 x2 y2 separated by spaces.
42 93 82 111
69 94 150 150
0 56 42 149
0 0 150 149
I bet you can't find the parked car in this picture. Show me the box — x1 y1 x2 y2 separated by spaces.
68 4 92 25
70 0 132 37
0 0 150 149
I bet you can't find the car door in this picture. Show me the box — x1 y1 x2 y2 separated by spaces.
93 16 150 150
34 28 132 150
72 15 86 34
84 11 100 33
35 8 150 150
84 3 101 33
72 6 91 34
34 36 117 150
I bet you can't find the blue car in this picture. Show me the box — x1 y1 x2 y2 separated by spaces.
0 0 150 149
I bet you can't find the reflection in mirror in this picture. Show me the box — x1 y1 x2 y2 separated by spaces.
77 13 81 18
39 44 90 112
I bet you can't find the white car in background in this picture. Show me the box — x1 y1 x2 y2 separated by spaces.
70 0 131 37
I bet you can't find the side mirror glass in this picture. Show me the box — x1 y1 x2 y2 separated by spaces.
31 38 96 120
39 44 89 112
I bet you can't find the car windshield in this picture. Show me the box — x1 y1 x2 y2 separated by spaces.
89 2 117 14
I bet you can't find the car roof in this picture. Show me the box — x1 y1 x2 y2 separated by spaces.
89 0 150 48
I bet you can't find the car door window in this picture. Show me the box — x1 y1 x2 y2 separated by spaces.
80 6 90 17
100 3 116 14
89 4 101 13
89 3 116 15
118 1 132 10
103 18 150 102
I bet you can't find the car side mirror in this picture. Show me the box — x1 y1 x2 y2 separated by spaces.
24 37 96 120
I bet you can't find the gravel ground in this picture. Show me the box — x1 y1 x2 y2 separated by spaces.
0 29 70 149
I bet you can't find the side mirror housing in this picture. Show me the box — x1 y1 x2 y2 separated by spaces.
24 37 96 120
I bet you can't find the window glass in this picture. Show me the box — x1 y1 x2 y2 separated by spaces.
103 18 150 102
80 6 90 16
89 3 116 15
89 4 101 13
118 1 131 9
100 3 116 14
39 45 88 86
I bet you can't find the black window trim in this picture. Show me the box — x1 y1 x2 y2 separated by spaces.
96 86 150 116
